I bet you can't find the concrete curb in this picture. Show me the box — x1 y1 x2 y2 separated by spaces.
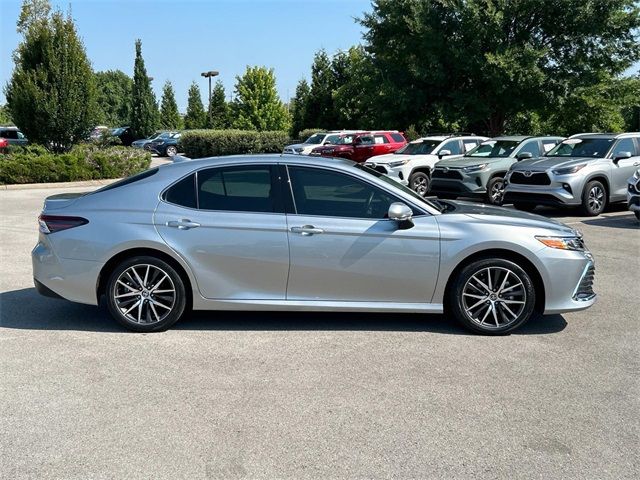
0 178 120 191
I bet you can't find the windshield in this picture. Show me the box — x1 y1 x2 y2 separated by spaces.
111 128 126 135
304 133 327 145
466 140 519 158
546 138 614 157
395 139 440 155
354 163 442 211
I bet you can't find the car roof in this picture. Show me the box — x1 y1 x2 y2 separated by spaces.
0 126 20 130
488 135 564 142
569 132 639 140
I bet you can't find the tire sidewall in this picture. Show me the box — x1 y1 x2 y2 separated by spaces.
581 180 607 216
106 256 186 332
410 172 430 197
486 176 505 205
449 258 536 335
166 146 177 157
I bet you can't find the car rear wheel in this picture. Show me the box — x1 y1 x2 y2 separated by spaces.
409 172 430 197
486 177 505 205
581 180 607 216
513 202 537 212
166 145 178 157
448 258 536 335
106 256 186 332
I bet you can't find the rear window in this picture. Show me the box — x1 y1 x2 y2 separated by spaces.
91 168 159 194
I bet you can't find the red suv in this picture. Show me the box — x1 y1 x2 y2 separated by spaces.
310 131 407 162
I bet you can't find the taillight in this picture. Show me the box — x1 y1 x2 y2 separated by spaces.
38 215 88 234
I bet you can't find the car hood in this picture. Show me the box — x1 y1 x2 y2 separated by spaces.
511 157 594 171
285 143 310 150
369 153 438 164
445 200 576 235
435 156 510 168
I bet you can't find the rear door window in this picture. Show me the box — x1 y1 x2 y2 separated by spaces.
374 135 389 144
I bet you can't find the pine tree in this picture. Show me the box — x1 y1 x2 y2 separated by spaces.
232 66 290 131
6 2 97 151
130 39 159 138
289 79 310 137
95 70 132 126
206 80 229 129
160 80 182 129
184 82 206 129
304 50 336 129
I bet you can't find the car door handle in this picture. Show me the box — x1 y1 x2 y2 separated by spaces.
290 225 324 236
166 219 200 230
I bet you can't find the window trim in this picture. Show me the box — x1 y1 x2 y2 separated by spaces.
610 137 638 158
282 164 429 220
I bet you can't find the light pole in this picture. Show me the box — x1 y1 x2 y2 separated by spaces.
200 70 219 105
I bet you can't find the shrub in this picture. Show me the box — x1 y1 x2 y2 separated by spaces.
0 144 151 184
296 128 323 143
180 129 291 158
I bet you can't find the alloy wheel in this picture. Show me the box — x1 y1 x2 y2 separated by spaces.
461 266 526 329
113 264 176 325
490 180 504 204
411 175 429 196
588 185 605 213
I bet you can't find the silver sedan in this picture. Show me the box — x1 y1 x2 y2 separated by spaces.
32 155 596 335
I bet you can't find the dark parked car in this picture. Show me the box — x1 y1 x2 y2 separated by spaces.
0 126 29 147
111 127 135 146
132 131 177 150
145 132 181 157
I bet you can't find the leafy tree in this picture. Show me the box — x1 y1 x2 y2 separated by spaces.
289 79 310 137
94 70 132 126
6 5 97 151
0 105 12 125
360 0 640 135
16 0 50 33
304 50 336 129
206 80 229 129
159 80 182 129
184 82 207 129
232 66 290 131
129 39 159 138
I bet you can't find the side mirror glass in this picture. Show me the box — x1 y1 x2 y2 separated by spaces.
388 202 414 228
438 149 451 158
517 152 533 160
613 151 632 163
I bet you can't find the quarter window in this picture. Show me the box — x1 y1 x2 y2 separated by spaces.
197 166 277 212
164 173 197 208
288 167 397 219
390 133 405 142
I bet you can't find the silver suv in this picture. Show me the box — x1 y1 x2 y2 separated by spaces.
504 133 640 216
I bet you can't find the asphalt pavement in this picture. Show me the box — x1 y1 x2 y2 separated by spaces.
1 185 638 479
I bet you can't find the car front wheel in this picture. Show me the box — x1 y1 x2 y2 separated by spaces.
486 177 505 205
581 180 607 216
409 172 430 197
449 258 536 335
106 256 187 332
165 145 178 157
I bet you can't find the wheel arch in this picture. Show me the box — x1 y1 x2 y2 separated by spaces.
409 166 432 178
97 247 194 309
443 248 546 314
583 175 610 199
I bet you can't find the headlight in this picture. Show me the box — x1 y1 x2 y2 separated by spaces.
462 164 488 173
633 170 639 180
388 159 409 168
294 147 304 153
536 236 585 251
552 164 585 175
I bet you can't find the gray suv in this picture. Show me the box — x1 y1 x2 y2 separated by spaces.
430 136 563 205
504 133 640 216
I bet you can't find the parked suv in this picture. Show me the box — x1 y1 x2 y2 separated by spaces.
504 133 640 216
145 132 182 157
283 130 361 155
0 126 29 147
628 169 640 222
310 131 407 162
430 136 563 205
363 134 488 196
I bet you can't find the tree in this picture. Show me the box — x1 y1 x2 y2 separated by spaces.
184 82 206 129
289 79 310 137
6 5 97 151
159 80 182 129
95 70 132 126
232 66 290 131
304 50 336 129
16 0 50 33
129 39 159 139
360 0 640 135
0 105 12 125
206 80 229 129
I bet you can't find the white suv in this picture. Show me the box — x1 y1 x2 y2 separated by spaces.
363 134 488 196
283 130 362 155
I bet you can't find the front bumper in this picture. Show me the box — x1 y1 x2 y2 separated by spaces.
430 169 488 197
504 171 583 206
628 192 640 212
540 249 597 314
363 162 409 185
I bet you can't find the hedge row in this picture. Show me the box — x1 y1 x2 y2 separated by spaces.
179 129 291 158
0 144 152 184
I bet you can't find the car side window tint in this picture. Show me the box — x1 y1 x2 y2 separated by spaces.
164 173 197 208
612 138 637 157
374 134 389 144
197 166 277 213
288 167 397 219
542 141 558 153
463 140 478 152
358 136 374 145
2 130 18 139
441 140 462 155
390 133 405 142
518 140 541 157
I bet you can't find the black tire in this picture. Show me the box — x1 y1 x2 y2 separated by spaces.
486 176 505 205
513 202 537 212
165 145 178 157
448 258 536 335
106 256 187 332
580 180 607 216
409 171 431 197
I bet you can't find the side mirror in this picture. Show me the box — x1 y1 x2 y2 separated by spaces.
323 141 332 145
438 149 451 159
517 152 533 160
388 202 414 229
613 151 632 163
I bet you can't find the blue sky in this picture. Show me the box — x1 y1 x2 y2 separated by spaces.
0 0 372 111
